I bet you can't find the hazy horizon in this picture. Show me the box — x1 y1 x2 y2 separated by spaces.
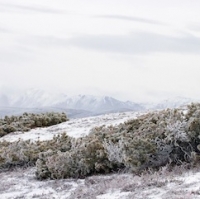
0 86 199 105
1 0 200 102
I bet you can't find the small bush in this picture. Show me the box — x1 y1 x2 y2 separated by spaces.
0 133 72 171
36 135 119 179
0 112 68 137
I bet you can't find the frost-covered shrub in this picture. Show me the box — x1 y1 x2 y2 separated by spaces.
185 103 200 119
103 138 157 172
36 135 118 180
35 104 200 179
100 105 200 172
0 133 72 170
0 112 68 137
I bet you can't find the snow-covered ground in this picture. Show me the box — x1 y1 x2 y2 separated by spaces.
0 111 143 142
1 162 200 199
1 110 200 199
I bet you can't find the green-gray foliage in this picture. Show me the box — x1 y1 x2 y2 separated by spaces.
0 133 72 171
34 103 200 179
36 134 118 179
0 112 68 137
36 104 200 179
2 103 200 180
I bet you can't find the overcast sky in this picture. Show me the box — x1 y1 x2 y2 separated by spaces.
0 0 200 102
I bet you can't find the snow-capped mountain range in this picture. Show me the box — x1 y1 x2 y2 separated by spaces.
0 88 143 117
0 88 198 118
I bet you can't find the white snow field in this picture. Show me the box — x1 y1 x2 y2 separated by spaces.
1 111 200 199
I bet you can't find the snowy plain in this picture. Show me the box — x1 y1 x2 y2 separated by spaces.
1 111 200 199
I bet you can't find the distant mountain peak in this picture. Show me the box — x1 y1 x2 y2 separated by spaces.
0 89 143 115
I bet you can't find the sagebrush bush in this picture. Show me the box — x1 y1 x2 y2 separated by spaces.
0 112 68 137
0 133 72 171
36 134 119 179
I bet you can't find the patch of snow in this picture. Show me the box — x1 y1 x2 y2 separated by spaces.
0 167 85 199
97 190 131 199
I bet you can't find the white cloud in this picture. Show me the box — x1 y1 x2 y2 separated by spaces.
67 32 200 54
0 0 200 102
